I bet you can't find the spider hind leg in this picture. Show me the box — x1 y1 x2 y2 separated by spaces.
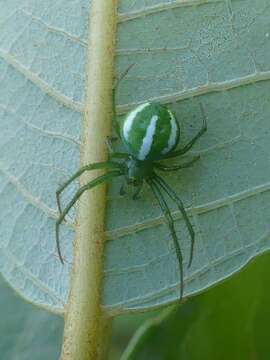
56 170 123 264
154 174 195 268
148 178 184 300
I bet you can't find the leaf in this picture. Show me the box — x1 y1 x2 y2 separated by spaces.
1 0 270 314
114 252 270 359
0 274 62 359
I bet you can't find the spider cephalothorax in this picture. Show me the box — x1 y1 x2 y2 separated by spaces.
56 98 207 300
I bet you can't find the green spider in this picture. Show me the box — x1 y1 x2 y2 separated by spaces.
56 81 207 300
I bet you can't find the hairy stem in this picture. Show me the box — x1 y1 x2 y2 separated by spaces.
60 1 117 359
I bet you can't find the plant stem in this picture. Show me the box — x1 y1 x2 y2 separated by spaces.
120 306 177 360
60 0 117 359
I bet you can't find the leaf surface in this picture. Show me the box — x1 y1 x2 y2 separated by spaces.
0 274 62 359
0 0 270 314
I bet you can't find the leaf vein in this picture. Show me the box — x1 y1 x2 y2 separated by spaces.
105 181 270 240
0 49 83 113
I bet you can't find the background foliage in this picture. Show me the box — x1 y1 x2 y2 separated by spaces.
1 252 270 359
1 0 270 315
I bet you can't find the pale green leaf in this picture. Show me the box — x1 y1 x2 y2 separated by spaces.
0 0 270 314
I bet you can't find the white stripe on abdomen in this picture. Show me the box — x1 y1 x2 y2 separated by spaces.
138 115 159 160
123 102 150 141
161 111 178 154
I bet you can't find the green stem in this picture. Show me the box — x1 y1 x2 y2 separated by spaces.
120 306 178 360
60 0 117 359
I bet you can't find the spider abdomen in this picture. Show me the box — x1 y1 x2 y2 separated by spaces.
120 102 180 161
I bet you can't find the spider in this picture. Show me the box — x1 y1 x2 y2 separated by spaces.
55 72 207 300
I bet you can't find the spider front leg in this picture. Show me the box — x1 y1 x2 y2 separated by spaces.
112 63 135 137
56 161 122 214
106 136 118 154
105 136 129 160
56 170 123 264
154 174 195 268
132 181 143 200
110 64 135 158
148 178 184 300
164 103 207 159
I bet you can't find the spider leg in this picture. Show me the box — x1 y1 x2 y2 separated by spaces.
163 103 207 159
132 182 143 200
56 170 123 264
119 183 126 196
106 136 118 154
154 156 200 172
56 161 122 214
105 136 129 159
113 63 135 135
106 135 129 160
148 178 184 300
153 174 195 268
109 152 129 160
